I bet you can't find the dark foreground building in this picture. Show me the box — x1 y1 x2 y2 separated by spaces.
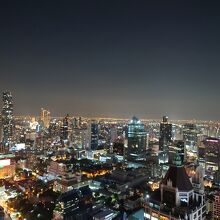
144 154 206 220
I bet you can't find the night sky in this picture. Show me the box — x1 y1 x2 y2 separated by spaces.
1 0 220 120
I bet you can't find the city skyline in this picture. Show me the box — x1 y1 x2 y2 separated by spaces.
1 1 220 219
1 1 220 120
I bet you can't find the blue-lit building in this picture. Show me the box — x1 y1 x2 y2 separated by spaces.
127 116 146 160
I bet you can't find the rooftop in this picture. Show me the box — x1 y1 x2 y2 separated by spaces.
161 165 193 192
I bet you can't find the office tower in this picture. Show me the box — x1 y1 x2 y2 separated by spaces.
61 114 69 141
158 116 172 164
49 119 60 137
71 127 90 150
40 108 51 128
183 123 198 153
2 91 14 146
144 154 206 220
159 116 172 151
127 116 146 160
110 126 117 145
172 124 183 141
203 137 220 175
88 123 99 150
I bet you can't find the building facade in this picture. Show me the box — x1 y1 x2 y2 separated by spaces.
2 91 14 147
88 123 99 150
127 116 146 160
159 116 172 151
144 154 206 220
40 108 51 128
183 124 198 153
213 192 220 219
203 137 220 175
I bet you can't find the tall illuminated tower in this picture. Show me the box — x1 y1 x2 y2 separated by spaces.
183 123 198 153
88 123 99 150
40 108 51 128
159 116 172 151
158 116 172 164
2 91 14 146
127 116 146 160
61 114 69 141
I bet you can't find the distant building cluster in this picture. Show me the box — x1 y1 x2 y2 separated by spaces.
0 91 220 219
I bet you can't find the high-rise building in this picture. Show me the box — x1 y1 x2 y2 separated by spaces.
2 91 14 146
89 123 99 150
127 116 146 160
49 119 60 137
203 137 220 175
61 114 69 141
72 127 90 150
40 108 51 128
158 116 172 164
183 123 198 153
144 154 206 220
159 116 172 151
110 126 117 146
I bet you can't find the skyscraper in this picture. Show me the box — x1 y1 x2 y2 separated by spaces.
2 91 14 146
61 114 69 141
158 116 172 164
40 108 51 128
159 116 172 151
110 126 117 146
89 123 99 150
203 137 220 175
127 116 146 160
183 123 198 153
49 119 60 137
